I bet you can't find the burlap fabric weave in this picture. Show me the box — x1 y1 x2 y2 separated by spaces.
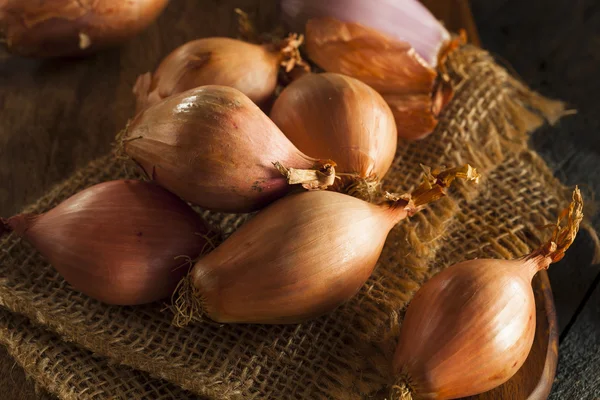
0 46 572 399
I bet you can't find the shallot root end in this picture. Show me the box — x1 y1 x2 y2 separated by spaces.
169 268 207 328
345 175 381 202
529 186 583 265
389 375 414 400
273 160 337 190
114 121 138 160
167 230 221 327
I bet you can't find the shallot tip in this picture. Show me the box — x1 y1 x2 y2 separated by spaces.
235 8 309 73
390 377 414 400
528 186 583 265
274 160 337 190
277 33 310 73
387 164 479 216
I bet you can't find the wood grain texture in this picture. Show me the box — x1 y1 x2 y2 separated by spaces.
549 281 600 399
0 1 572 399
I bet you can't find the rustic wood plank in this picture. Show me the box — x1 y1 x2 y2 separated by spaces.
549 280 600 399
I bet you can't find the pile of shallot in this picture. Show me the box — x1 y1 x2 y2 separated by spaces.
0 1 584 399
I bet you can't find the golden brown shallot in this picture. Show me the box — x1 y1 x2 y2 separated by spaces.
133 34 307 112
172 165 479 325
270 72 397 198
391 188 583 399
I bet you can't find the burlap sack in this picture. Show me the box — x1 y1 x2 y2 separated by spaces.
0 46 573 399
0 307 200 400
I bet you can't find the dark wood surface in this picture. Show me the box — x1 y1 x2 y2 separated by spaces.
0 0 597 399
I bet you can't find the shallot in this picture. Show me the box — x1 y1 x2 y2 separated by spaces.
134 34 307 112
0 180 212 305
0 0 168 57
122 85 336 213
391 188 583 399
173 165 479 325
270 72 397 198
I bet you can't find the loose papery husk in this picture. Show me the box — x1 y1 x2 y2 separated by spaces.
0 45 596 400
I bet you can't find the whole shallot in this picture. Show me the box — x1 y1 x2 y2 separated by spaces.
270 72 397 198
0 0 168 57
134 33 307 112
0 180 212 305
391 188 583 399
122 85 336 213
173 165 479 325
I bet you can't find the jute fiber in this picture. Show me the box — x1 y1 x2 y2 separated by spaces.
0 307 201 400
0 46 574 399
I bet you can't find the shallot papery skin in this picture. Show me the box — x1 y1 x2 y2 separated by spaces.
123 85 334 213
133 35 305 112
280 0 450 68
270 73 397 185
0 0 168 57
1 180 211 305
391 188 583 399
172 165 479 325
304 17 455 140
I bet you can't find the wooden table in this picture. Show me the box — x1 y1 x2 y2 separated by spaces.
1 0 598 399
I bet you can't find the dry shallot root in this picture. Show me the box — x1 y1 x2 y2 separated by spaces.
133 9 309 113
170 164 479 326
0 0 168 57
391 187 583 399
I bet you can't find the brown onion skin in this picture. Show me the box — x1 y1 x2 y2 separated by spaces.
191 190 407 324
1 180 210 305
123 85 320 213
393 258 542 399
0 0 168 57
270 72 397 181
134 37 281 112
